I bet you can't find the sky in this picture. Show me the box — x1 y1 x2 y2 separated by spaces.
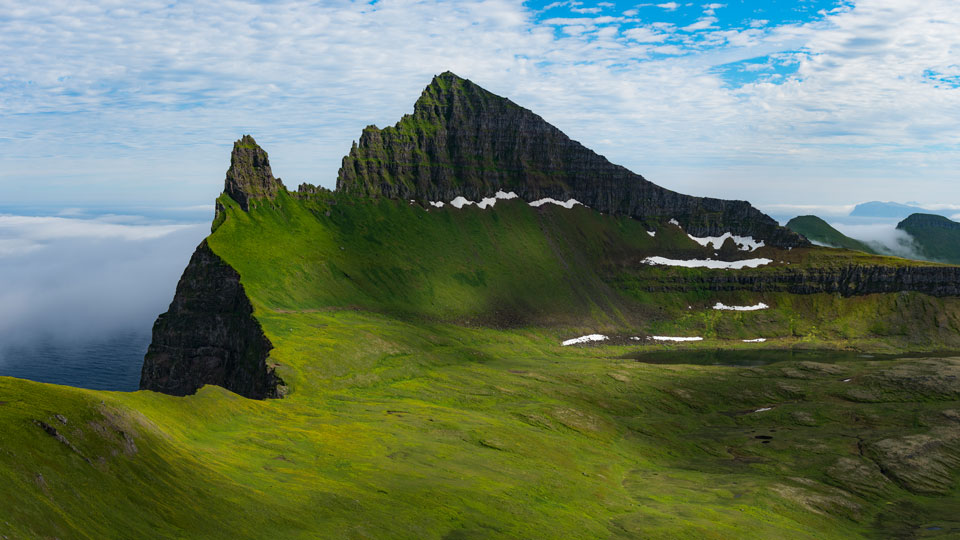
2 0 959 212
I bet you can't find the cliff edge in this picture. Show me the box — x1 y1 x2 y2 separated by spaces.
140 137 286 399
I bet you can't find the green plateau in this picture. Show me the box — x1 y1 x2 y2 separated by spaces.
3 73 960 539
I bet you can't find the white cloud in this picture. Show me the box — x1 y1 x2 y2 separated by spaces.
759 203 857 220
623 26 669 42
830 221 925 259
0 215 196 247
0 212 207 348
682 16 718 31
0 0 959 210
703 3 724 16
657 2 679 10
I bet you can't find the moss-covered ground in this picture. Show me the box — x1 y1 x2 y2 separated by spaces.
2 194 959 538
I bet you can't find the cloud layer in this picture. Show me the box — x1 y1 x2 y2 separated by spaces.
0 213 207 349
1 0 959 207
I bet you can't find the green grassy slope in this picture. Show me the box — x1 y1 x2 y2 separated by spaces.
4 312 960 538
898 213 960 264
3 195 960 538
786 215 879 254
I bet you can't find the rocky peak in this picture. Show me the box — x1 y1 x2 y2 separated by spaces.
224 135 285 211
336 72 808 249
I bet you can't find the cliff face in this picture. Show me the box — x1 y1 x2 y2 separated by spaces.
337 72 807 249
634 264 960 297
140 240 284 398
141 136 286 399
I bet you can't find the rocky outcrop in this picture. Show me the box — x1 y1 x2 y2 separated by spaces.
139 240 284 399
337 72 808 249
223 135 285 211
634 263 960 297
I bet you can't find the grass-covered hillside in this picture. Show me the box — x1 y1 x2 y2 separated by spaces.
898 213 960 264
786 215 880 255
3 186 960 539
207 189 960 351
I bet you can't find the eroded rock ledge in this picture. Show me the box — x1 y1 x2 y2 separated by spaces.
139 240 284 399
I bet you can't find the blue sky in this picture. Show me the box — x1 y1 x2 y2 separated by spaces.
2 0 960 212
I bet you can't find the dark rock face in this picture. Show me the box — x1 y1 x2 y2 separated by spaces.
638 264 960 297
139 240 284 399
337 72 808 249
223 135 284 211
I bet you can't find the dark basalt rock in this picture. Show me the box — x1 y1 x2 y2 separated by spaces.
636 263 960 297
139 240 284 399
337 71 808 249
223 135 285 211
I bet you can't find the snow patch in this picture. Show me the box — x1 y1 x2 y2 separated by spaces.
742 338 767 343
476 197 497 209
450 196 474 209
713 302 769 311
754 407 773 412
687 232 765 252
561 334 608 346
477 190 520 209
668 218 680 226
646 230 656 237
650 336 703 342
529 198 582 209
642 257 773 269
444 191 521 210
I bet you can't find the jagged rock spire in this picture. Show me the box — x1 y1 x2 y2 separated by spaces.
224 135 284 211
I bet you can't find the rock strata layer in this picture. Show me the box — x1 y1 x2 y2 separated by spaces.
337 72 808 249
637 263 960 297
139 240 284 399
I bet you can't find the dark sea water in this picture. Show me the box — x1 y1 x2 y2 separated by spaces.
0 331 148 391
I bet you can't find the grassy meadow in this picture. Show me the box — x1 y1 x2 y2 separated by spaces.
2 193 959 538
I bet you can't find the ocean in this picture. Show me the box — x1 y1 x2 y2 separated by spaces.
0 330 149 391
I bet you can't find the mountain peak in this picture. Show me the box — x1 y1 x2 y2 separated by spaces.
337 74 807 248
412 71 506 119
224 135 284 211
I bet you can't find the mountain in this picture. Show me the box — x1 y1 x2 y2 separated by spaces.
897 212 960 264
338 72 807 248
849 200 943 218
785 215 879 254
142 133 960 400
5 73 960 539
